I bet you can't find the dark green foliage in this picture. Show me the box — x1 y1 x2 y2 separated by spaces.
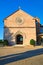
0 40 4 46
0 40 9 46
30 39 35 46
4 40 9 46
0 40 3 43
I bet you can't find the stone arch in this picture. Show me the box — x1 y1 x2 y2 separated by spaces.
14 31 26 44
14 31 26 39
16 34 23 44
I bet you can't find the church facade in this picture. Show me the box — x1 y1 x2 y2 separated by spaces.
4 9 41 46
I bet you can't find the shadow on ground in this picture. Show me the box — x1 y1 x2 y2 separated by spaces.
0 48 43 65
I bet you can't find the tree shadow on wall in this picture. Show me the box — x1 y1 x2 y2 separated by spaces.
4 26 15 45
0 48 43 65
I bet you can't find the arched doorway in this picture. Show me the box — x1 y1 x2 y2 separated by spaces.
16 34 23 44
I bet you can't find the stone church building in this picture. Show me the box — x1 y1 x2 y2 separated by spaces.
4 9 42 46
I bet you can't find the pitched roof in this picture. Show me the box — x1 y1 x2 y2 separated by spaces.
4 9 34 21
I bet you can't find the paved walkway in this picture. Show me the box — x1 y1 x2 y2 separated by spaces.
0 46 43 65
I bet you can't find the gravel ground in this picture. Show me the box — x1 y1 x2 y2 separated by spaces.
0 46 43 65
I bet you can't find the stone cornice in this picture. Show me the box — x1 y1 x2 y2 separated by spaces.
4 27 36 28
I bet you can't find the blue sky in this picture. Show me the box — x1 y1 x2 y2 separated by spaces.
0 0 43 39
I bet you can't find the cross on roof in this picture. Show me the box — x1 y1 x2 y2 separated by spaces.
18 6 21 10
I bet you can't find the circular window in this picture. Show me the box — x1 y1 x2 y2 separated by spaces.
15 17 24 24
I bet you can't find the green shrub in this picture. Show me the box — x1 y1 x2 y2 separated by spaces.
0 40 9 46
30 39 35 46
0 40 4 46
4 40 9 46
0 40 3 44
0 40 3 43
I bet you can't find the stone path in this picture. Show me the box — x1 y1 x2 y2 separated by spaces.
0 46 43 65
